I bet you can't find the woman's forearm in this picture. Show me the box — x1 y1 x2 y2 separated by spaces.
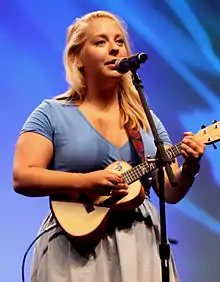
164 163 200 204
13 167 84 197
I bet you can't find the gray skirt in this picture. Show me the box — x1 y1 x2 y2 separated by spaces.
30 198 179 282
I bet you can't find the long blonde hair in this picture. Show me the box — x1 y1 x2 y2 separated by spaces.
56 10 149 131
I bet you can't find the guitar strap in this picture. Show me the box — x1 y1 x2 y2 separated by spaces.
126 128 145 163
126 127 151 198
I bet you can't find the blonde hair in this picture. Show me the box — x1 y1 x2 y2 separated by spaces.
56 10 149 131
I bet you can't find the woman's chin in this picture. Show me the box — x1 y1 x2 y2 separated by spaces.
104 69 123 79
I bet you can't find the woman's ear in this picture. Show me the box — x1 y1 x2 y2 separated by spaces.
78 64 84 72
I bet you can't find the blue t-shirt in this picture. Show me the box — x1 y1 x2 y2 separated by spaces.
21 99 172 191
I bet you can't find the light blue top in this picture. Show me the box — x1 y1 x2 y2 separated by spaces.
21 99 172 191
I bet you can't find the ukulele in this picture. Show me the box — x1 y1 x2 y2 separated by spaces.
50 122 220 244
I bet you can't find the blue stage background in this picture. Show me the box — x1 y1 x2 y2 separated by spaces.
1 1 220 281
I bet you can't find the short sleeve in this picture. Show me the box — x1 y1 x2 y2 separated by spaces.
20 100 53 142
151 111 172 146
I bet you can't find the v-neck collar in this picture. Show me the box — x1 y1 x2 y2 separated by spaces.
76 107 129 150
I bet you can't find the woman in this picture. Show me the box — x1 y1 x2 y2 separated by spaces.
13 10 205 282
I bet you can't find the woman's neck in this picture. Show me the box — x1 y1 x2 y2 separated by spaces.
82 81 120 112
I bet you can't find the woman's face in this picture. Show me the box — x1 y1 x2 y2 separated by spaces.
80 17 129 83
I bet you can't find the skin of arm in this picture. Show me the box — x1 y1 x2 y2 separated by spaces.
13 132 85 197
152 153 197 204
153 132 205 204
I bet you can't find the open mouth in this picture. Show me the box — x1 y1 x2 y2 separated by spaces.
104 59 118 70
104 59 117 66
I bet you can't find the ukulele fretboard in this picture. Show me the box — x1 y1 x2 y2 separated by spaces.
122 142 182 184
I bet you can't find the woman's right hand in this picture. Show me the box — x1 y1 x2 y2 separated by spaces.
80 169 129 196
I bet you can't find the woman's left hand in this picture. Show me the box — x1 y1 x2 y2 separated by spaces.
181 132 206 173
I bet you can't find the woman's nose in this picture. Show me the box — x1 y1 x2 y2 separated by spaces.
109 48 119 56
109 43 120 56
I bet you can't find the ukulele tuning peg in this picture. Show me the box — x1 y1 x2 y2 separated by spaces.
201 124 206 129
212 143 217 150
212 120 219 128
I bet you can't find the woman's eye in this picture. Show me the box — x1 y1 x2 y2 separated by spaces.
95 40 106 45
117 39 124 45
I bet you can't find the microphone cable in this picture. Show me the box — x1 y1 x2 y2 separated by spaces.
21 223 57 282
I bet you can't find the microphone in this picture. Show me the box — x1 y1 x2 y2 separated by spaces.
115 52 148 74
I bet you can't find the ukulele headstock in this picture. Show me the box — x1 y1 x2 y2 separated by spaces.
195 121 220 148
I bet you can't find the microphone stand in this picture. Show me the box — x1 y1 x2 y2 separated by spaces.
130 66 177 282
